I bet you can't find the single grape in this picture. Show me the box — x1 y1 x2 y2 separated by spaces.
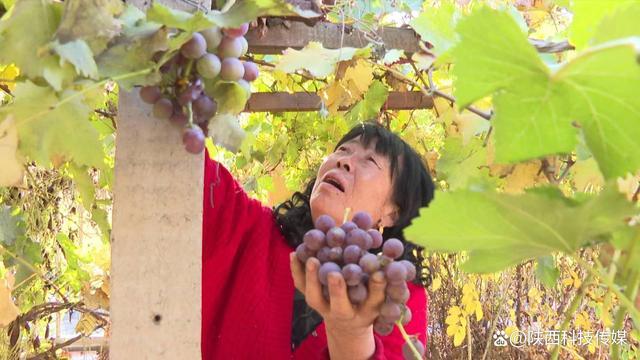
315 215 335 233
217 36 244 58
328 247 343 263
318 262 341 286
223 23 249 38
180 32 207 59
346 229 372 250
316 247 331 263
303 229 326 251
169 111 188 127
341 221 358 234
348 283 368 304
386 282 410 303
193 95 217 121
385 261 408 284
402 338 425 360
382 238 404 259
238 36 249 56
342 264 363 286
352 211 373 230
343 245 362 264
200 27 223 51
380 301 402 322
401 307 412 325
220 58 245 81
359 253 380 274
326 227 346 248
139 86 162 104
153 98 173 119
182 126 205 154
296 243 314 263
373 320 394 336
243 61 259 82
399 260 416 282
367 229 383 249
196 53 222 79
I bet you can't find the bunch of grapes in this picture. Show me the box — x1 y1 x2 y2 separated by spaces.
138 23 259 154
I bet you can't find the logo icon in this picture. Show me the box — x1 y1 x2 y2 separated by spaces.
493 330 508 347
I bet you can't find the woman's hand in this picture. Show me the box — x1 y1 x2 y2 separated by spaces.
290 252 387 360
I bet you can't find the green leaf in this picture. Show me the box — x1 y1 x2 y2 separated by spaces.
1 81 104 168
68 164 95 210
569 0 636 49
146 2 215 32
437 137 487 190
346 80 388 126
452 7 548 107
54 0 124 54
535 255 560 289
0 116 24 186
207 0 320 28
210 81 248 114
276 42 371 78
0 206 20 246
405 184 636 273
51 39 99 79
91 208 110 243
590 2 640 46
0 0 62 79
410 2 460 56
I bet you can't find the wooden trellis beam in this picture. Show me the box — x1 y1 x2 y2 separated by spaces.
244 91 433 112
246 20 422 54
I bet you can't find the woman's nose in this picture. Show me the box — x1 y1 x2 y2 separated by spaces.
337 159 351 172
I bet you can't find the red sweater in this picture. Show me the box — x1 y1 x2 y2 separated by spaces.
202 152 429 359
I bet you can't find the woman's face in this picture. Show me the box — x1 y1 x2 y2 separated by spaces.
310 137 397 227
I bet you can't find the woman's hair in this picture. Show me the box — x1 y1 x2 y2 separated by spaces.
273 122 436 287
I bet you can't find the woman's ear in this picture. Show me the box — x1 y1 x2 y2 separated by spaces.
379 203 399 228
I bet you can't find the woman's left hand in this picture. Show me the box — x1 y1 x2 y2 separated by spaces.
290 252 388 359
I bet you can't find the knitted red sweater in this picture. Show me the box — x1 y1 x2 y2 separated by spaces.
202 153 429 359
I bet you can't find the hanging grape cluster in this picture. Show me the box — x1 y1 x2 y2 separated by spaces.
296 211 424 336
138 23 258 154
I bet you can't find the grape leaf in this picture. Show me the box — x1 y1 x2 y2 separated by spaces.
0 205 20 246
146 2 215 32
405 184 636 273
0 0 62 79
209 81 249 114
54 0 124 54
0 116 23 186
1 81 104 169
569 0 636 49
346 80 389 126
535 255 560 289
437 137 487 190
276 42 371 78
0 64 19 91
590 2 640 46
410 2 460 56
208 0 320 28
69 164 95 210
51 39 99 79
382 49 404 65
209 113 246 153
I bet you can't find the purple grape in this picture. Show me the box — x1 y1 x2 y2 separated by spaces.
220 57 245 81
170 111 188 126
303 229 326 251
373 320 394 336
182 126 205 154
359 253 380 274
328 247 343 263
402 338 425 360
243 61 259 82
341 221 358 233
348 283 368 304
399 260 416 282
387 282 410 303
342 264 363 286
343 245 362 264
380 301 402 322
382 238 404 259
196 53 221 79
139 86 162 104
315 215 335 233
346 229 372 250
218 36 244 58
153 98 173 119
193 95 217 122
296 243 314 263
385 262 408 284
180 32 207 59
316 247 331 263
352 211 373 230
401 307 412 325
223 23 249 38
318 262 341 286
326 227 346 247
368 229 383 249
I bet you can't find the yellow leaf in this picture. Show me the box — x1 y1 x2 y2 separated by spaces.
75 313 100 335
431 276 442 291
475 303 483 321
446 324 457 336
617 171 640 201
505 325 519 337
0 64 19 91
82 283 109 310
342 59 374 101
453 327 466 346
503 162 546 194
0 116 24 187
0 273 19 327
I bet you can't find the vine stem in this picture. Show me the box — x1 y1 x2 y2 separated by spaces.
187 101 194 127
550 272 594 360
572 256 640 328
396 321 423 359
466 314 472 360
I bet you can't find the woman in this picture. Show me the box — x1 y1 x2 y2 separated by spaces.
202 122 435 359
